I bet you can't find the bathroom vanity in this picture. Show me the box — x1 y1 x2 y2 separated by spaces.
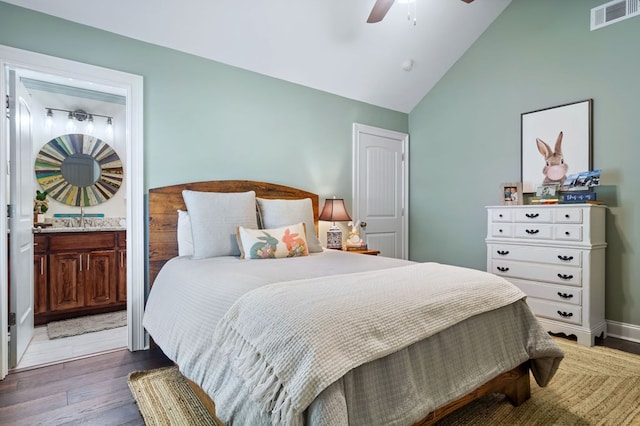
32 228 126 325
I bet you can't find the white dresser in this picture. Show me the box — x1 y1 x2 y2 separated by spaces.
486 205 607 346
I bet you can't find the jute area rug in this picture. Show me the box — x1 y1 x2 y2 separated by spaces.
46 310 127 339
128 366 219 425
128 337 640 425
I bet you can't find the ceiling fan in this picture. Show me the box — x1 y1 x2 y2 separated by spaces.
367 0 475 23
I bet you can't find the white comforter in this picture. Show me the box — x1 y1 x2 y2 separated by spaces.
144 250 563 425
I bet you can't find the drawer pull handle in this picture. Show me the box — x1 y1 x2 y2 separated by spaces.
497 250 509 255
525 229 540 234
558 255 574 261
557 273 574 280
565 214 570 218
565 231 570 236
497 266 509 272
557 292 574 299
557 311 573 318
525 213 539 218
498 229 503 233
499 214 503 218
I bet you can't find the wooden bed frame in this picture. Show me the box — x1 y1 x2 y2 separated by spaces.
147 180 531 425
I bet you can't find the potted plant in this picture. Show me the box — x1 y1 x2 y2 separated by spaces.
33 190 48 223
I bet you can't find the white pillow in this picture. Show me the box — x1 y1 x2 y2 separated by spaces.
256 197 322 253
182 190 258 259
177 210 194 257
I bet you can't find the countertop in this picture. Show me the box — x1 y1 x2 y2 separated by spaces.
33 226 125 233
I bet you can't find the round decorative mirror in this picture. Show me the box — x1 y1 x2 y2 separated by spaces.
35 134 123 207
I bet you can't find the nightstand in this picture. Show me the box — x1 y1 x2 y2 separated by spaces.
346 249 380 256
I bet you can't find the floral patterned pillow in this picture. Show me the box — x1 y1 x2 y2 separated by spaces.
236 222 309 259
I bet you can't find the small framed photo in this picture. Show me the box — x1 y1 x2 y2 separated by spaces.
536 183 559 197
500 182 523 205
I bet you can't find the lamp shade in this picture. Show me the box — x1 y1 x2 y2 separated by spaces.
319 198 351 222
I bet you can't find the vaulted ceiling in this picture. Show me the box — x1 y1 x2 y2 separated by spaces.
4 0 511 113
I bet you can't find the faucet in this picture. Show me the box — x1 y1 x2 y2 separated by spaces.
80 207 85 228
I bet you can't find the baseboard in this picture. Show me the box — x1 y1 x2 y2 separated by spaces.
606 320 640 343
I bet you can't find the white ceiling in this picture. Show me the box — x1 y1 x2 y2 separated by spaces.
4 0 511 113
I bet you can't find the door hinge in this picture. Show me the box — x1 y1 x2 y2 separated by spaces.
9 312 16 326
7 204 12 218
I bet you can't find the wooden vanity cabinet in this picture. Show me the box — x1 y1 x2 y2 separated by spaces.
117 232 127 302
34 230 126 325
33 234 48 315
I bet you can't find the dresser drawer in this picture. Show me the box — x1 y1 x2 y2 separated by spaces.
490 260 582 286
510 278 582 306
554 208 583 224
490 209 513 222
514 224 553 240
526 298 582 325
490 223 514 238
489 244 582 267
554 225 583 242
514 209 553 223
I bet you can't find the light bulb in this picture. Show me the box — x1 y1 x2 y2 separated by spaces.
66 111 76 132
86 115 94 133
106 117 113 136
45 109 53 129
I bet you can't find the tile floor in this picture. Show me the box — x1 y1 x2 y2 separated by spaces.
13 324 128 371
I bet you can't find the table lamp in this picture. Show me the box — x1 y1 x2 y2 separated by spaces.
319 197 351 250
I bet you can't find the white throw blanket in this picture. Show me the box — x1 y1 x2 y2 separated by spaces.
212 262 526 425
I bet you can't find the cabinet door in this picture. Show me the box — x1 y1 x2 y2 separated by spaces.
84 250 117 307
117 250 127 302
33 254 48 314
49 253 84 311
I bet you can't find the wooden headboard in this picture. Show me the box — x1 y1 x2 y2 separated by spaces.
148 180 319 287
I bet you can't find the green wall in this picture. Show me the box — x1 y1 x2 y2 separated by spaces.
0 2 408 204
409 0 640 327
3 1 638 327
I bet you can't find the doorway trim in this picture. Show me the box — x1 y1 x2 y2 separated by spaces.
0 45 145 379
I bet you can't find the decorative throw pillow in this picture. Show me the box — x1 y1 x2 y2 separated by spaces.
237 222 309 259
182 190 258 259
256 197 322 253
177 209 194 257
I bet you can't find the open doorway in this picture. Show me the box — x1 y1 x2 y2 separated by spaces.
0 46 145 378
12 69 127 370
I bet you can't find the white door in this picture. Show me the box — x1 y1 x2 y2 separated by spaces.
352 123 408 259
8 70 35 368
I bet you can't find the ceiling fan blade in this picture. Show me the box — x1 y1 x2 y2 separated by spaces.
461 0 475 3
367 0 395 23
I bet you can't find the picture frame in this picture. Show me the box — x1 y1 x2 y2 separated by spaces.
521 99 593 193
500 182 523 205
535 183 559 198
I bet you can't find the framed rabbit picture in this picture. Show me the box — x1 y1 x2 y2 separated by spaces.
521 99 593 193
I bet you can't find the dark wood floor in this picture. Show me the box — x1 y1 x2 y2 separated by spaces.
1 336 638 425
0 348 173 425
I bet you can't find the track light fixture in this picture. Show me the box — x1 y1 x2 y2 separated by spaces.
45 107 114 126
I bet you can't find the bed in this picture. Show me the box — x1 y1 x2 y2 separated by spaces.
144 180 563 425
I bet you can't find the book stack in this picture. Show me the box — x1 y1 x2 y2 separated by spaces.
560 191 603 204
530 197 559 204
345 243 368 251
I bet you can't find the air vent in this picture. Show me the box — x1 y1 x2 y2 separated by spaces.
591 0 640 30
